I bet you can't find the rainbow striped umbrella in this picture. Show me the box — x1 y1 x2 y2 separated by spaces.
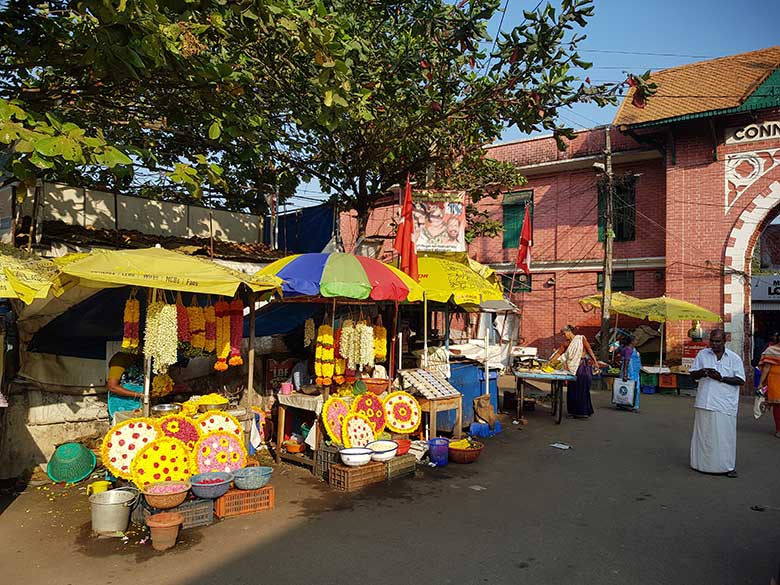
253 253 424 302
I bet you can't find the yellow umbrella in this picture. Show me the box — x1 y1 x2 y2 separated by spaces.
0 246 64 304
579 292 642 314
60 247 281 296
617 295 721 323
417 256 504 305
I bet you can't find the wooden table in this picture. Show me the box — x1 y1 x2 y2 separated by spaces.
417 395 463 439
513 370 576 425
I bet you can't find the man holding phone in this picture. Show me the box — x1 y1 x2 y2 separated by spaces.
689 329 745 477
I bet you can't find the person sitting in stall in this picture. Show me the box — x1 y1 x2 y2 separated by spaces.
289 356 315 392
548 325 601 419
361 363 388 380
107 350 145 422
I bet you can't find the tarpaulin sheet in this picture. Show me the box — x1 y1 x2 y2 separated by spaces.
264 204 334 254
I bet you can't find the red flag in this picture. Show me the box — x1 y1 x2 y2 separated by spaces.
393 176 419 281
515 205 532 275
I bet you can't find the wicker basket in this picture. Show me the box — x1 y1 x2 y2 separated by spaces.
386 454 416 481
448 443 484 464
214 486 275 518
142 480 190 510
314 443 341 481
329 461 386 492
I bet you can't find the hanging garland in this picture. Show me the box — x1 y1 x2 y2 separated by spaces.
176 292 190 347
373 315 387 362
131 437 192 488
187 299 206 352
151 373 174 398
356 320 375 369
339 320 356 368
214 299 231 371
144 300 178 375
228 298 244 366
314 324 335 386
322 396 350 444
304 318 315 348
121 291 141 351
192 431 247 474
342 412 376 448
204 303 216 353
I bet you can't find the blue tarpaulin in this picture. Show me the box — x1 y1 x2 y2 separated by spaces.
264 204 334 253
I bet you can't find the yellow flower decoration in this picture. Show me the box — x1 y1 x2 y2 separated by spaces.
191 430 247 474
219 437 229 447
100 417 160 480
201 446 211 456
131 436 191 488
216 452 229 463
322 396 350 444
197 410 243 440
383 391 422 434
342 412 376 448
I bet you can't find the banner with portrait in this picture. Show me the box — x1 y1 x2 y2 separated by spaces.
412 190 466 252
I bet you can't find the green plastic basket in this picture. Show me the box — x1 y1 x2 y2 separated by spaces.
47 443 96 484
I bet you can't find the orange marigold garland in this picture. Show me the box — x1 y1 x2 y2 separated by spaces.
314 324 334 386
373 315 387 362
176 292 191 346
213 299 230 371
121 291 141 351
204 303 216 353
132 436 192 488
188 298 206 352
228 298 244 366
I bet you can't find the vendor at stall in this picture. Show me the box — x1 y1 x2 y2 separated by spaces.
549 325 600 419
361 363 388 379
107 350 145 421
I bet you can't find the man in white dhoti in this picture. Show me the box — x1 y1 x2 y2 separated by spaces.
690 329 745 477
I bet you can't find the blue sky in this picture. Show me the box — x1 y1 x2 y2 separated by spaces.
290 0 780 207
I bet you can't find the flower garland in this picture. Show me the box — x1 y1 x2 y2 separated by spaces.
342 412 376 448
304 318 315 348
383 391 422 434
204 303 217 353
373 316 387 362
322 396 350 444
214 300 231 371
197 410 243 440
144 301 178 375
339 320 355 367
158 414 201 449
187 299 206 352
228 298 244 366
356 320 375 369
352 393 386 434
131 436 192 488
176 292 191 346
191 431 247 474
333 358 346 385
151 373 174 398
121 291 140 351
100 418 159 480
314 324 335 386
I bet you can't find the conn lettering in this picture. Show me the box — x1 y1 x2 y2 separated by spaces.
729 121 780 144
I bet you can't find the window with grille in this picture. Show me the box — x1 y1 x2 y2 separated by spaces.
597 270 635 291
502 190 533 249
598 174 636 242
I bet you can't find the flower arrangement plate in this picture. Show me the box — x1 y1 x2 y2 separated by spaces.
101 417 160 480
197 410 243 441
322 396 350 445
342 412 376 448
192 431 248 474
383 391 422 434
158 414 201 450
131 436 192 488
352 393 386 434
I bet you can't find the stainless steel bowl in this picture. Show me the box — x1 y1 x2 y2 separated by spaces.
197 402 228 413
151 403 181 417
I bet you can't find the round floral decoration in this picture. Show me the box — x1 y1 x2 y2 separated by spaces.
342 412 376 448
192 431 247 474
383 391 421 434
131 436 192 488
322 396 350 444
158 414 201 449
101 417 159 479
197 410 243 440
352 393 386 434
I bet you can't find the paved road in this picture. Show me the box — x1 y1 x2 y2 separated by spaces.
3 387 780 585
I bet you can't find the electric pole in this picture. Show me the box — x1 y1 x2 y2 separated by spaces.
599 125 614 361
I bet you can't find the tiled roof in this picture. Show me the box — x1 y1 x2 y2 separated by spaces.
613 46 780 128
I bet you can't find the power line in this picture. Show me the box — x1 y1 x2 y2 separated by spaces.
480 0 514 75
580 49 716 59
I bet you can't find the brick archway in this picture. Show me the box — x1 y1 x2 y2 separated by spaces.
723 180 780 356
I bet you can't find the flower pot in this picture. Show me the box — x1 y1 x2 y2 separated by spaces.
146 512 184 551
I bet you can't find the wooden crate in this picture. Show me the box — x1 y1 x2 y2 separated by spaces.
314 443 341 481
658 373 677 388
386 454 416 481
214 486 274 518
329 461 386 492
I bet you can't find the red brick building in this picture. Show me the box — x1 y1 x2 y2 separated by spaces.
342 47 780 362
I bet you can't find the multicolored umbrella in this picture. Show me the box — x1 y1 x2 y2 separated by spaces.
254 253 424 301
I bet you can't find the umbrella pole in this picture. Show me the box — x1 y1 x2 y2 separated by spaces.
244 292 256 417
142 288 156 417
659 321 665 368
445 304 450 353
389 301 399 380
484 329 490 396
423 293 428 368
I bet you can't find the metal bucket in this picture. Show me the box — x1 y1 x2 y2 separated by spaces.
89 488 138 534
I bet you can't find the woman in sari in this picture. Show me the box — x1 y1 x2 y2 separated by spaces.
107 350 145 422
758 331 780 437
549 325 601 418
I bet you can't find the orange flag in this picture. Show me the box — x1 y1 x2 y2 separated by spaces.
393 176 419 281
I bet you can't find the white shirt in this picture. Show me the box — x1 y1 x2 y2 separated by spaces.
692 347 745 416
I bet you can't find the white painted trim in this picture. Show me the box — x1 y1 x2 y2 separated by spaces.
491 256 666 273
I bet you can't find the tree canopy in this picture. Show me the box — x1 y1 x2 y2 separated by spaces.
0 0 629 232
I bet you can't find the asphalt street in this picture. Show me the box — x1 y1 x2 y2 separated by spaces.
2 386 780 585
